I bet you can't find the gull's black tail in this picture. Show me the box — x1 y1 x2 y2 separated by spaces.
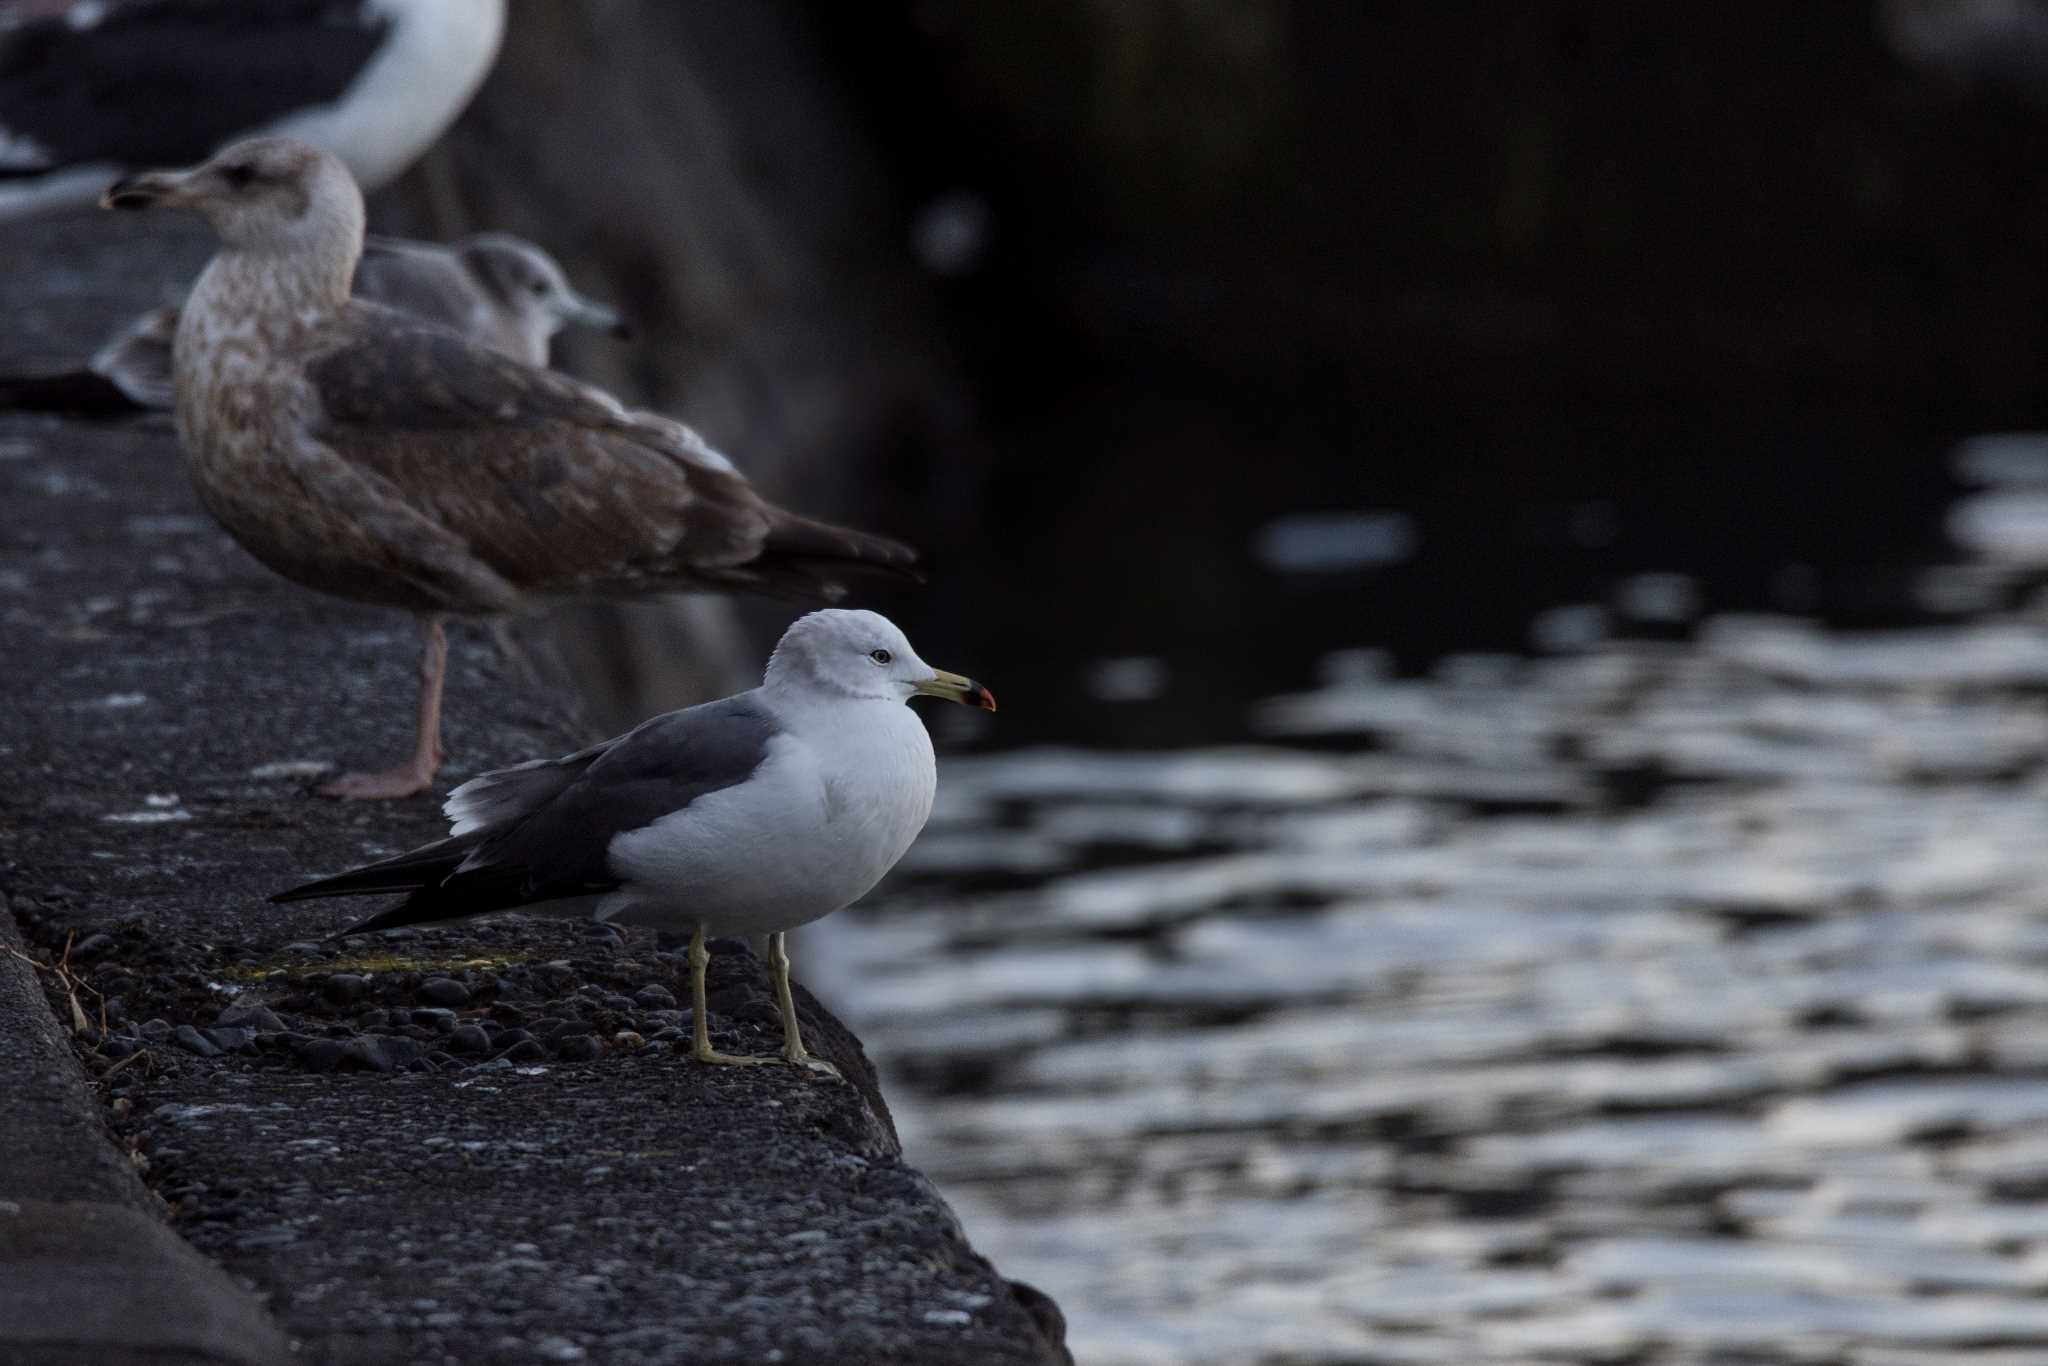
272 836 470 904
272 836 486 936
0 369 146 415
745 509 925 601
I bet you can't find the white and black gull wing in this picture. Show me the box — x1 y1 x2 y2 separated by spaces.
0 0 503 219
273 693 783 931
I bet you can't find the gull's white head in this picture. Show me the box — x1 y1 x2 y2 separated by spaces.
458 234 629 340
101 136 364 264
765 609 996 711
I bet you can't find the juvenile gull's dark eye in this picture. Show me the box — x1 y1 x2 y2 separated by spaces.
221 163 256 189
869 648 893 665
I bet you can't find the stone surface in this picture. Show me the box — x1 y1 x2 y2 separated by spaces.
0 209 1067 1366
0 912 290 1366
0 1201 291 1366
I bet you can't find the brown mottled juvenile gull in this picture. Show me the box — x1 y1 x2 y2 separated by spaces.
0 0 504 220
102 135 921 799
274 609 997 1068
0 232 624 413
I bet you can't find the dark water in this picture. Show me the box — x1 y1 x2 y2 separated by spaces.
905 377 1986 753
817 416 2048 1364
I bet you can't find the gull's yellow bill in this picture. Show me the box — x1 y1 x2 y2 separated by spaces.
913 668 997 712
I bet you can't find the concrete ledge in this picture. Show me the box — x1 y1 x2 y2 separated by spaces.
0 1200 292 1366
0 911 291 1366
0 211 1069 1364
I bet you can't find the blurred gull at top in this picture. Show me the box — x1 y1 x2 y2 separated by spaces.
1881 0 2048 98
0 0 504 220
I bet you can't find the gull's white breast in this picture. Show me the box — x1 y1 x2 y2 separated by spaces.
604 701 936 936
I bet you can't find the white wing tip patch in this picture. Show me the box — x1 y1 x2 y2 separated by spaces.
443 773 495 835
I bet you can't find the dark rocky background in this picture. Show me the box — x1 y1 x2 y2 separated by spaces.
376 0 2048 744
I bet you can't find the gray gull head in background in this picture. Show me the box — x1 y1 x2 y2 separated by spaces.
0 0 504 220
275 608 998 1069
358 232 629 367
102 135 921 801
0 232 627 413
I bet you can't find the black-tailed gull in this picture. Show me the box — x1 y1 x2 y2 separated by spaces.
0 0 504 220
0 231 624 413
102 135 920 799
274 608 997 1068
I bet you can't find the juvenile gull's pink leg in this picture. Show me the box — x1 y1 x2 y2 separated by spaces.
321 614 448 800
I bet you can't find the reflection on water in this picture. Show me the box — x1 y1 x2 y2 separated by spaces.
817 437 2048 1364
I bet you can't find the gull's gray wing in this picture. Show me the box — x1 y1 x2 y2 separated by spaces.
272 693 783 929
353 239 485 341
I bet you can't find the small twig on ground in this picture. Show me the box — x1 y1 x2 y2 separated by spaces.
7 932 105 1037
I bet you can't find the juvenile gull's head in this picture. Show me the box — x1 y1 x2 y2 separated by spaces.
102 136 364 266
765 608 996 711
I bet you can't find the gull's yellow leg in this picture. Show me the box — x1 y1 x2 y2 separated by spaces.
689 925 772 1066
769 931 833 1072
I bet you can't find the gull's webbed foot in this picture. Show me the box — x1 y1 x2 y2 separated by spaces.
691 1041 778 1067
782 1041 842 1077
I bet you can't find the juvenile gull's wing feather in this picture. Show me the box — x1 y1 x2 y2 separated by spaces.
272 694 783 928
298 308 918 603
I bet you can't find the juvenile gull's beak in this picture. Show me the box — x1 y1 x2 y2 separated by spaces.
560 292 632 339
914 668 997 712
101 167 197 211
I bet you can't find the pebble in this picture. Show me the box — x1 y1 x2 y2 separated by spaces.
500 1038 546 1063
555 1034 602 1063
376 1036 424 1070
140 1018 172 1042
321 974 369 1006
633 985 677 1010
72 932 114 958
447 1024 492 1055
412 1008 459 1034
171 1024 220 1057
418 978 470 1008
342 1038 394 1073
214 1002 285 1033
206 1026 256 1053
293 1038 348 1072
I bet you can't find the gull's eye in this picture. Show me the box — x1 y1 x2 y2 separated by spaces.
221 163 256 190
528 278 549 296
869 648 893 665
